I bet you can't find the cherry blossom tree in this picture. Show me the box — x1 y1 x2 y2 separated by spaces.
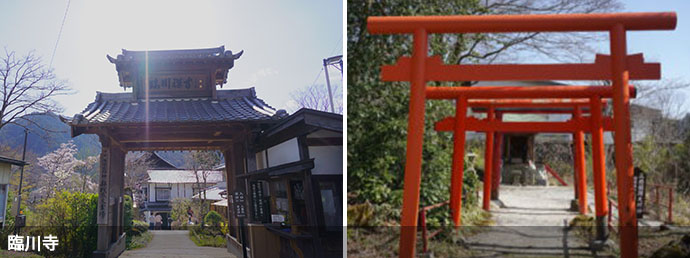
37 141 82 196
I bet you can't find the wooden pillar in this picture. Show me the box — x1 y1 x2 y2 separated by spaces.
590 96 609 241
399 28 428 258
94 134 126 258
223 147 237 238
491 113 503 200
610 23 638 258
226 141 248 242
482 107 494 211
450 97 467 226
573 107 588 214
298 135 323 257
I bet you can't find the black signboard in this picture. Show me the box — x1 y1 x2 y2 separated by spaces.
634 168 646 219
233 191 247 218
250 181 266 222
233 191 249 258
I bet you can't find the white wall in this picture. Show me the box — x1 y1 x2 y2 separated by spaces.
267 137 300 166
149 183 156 202
0 163 11 185
256 151 267 170
309 146 342 175
147 182 215 202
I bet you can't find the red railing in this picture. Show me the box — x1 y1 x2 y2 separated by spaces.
607 181 675 232
649 183 674 223
544 164 568 186
418 200 450 253
607 183 618 234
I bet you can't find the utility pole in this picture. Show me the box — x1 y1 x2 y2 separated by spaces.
323 55 343 113
15 129 28 234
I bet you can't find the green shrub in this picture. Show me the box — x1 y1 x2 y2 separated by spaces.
129 220 149 236
29 191 98 258
21 191 140 257
126 231 152 250
124 195 133 236
189 226 226 247
204 211 222 227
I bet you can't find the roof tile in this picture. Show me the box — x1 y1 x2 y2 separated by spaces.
72 88 284 125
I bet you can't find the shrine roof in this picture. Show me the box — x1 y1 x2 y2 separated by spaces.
70 87 286 127
106 45 242 63
148 170 223 184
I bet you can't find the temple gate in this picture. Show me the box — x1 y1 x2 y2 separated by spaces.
69 46 286 257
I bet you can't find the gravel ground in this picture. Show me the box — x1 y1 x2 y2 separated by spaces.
120 230 234 258
464 185 606 257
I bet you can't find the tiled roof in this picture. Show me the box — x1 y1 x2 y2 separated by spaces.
211 199 228 207
148 170 223 184
192 186 226 201
71 88 286 125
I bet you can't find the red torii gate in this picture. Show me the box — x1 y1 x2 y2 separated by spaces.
367 12 676 258
442 98 616 210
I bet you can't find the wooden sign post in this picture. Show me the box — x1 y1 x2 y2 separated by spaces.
233 191 248 258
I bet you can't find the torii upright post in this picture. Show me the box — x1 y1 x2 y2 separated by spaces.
491 113 503 200
450 97 468 226
590 96 609 241
483 107 494 211
610 23 638 257
398 28 428 258
573 107 588 214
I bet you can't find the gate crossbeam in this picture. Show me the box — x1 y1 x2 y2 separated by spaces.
382 54 659 81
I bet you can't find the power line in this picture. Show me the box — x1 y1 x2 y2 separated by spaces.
328 37 342 56
49 0 71 69
308 67 324 89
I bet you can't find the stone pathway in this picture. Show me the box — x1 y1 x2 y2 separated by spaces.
465 185 609 257
121 230 235 258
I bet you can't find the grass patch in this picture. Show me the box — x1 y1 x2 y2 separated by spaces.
189 227 226 248
568 214 596 244
126 231 153 250
347 202 491 257
0 250 44 258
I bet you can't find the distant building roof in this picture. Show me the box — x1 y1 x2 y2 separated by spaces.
258 108 342 147
148 152 179 170
0 156 27 166
70 88 286 127
211 199 228 207
192 186 226 201
147 170 223 184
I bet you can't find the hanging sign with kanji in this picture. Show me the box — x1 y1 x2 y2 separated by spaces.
233 191 247 218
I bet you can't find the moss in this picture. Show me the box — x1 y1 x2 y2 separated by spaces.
126 231 153 250
650 234 690 258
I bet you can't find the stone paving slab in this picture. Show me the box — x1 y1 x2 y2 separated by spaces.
121 230 235 258
465 186 607 257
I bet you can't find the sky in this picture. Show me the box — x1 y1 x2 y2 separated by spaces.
0 1 687 117
0 1 343 116
614 0 689 86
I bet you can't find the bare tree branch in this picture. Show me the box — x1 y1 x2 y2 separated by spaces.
290 83 343 114
0 48 73 132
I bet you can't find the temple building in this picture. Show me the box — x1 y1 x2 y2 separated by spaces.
68 46 342 258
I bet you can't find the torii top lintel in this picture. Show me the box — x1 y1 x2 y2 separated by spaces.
369 13 677 82
368 12 676 34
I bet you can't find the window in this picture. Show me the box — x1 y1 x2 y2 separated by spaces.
0 184 6 221
156 188 171 202
319 181 339 228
